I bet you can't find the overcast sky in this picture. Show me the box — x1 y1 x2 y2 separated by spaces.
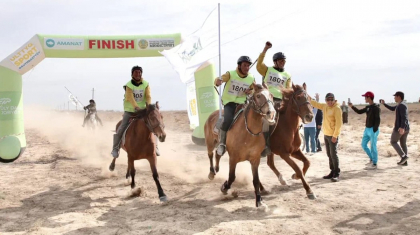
1 0 419 111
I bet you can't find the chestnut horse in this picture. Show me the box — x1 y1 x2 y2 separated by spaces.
109 102 167 202
204 85 276 207
266 84 317 199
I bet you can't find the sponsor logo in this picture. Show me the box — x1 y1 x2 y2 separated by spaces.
88 39 135 50
0 98 11 105
9 42 41 70
138 39 148 49
46 39 55 48
44 38 84 50
137 38 175 50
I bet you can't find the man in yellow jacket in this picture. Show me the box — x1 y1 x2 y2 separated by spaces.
311 93 343 182
214 56 256 156
111 66 152 158
256 41 292 157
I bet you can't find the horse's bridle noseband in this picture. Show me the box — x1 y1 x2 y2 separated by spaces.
145 112 165 136
292 89 310 116
248 93 274 116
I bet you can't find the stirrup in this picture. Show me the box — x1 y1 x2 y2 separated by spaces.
216 144 226 156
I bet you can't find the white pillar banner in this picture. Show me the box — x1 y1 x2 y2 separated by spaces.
186 79 199 130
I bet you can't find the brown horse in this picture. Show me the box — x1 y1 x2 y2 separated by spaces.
266 84 317 199
109 102 167 202
204 85 276 207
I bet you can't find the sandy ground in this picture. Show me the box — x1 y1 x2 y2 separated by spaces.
0 103 419 235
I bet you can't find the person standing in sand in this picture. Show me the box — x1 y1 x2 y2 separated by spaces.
380 91 410 166
348 91 381 170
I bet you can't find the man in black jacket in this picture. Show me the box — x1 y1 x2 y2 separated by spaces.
380 91 410 165
315 109 323 152
349 91 380 170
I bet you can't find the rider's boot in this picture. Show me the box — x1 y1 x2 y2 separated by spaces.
216 130 227 156
111 134 121 158
155 138 160 156
260 131 271 158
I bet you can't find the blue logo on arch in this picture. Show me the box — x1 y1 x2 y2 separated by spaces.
46 39 55 48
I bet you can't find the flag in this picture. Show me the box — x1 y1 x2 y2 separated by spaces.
160 7 218 83
68 94 83 107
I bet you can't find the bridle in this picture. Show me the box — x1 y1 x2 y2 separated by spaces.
244 91 274 136
291 89 310 116
144 110 165 136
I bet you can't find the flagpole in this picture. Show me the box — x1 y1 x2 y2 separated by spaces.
217 3 222 118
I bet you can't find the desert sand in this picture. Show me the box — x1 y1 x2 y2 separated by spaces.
0 103 419 235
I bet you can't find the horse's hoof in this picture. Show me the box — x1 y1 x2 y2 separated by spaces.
208 172 215 180
109 163 115 171
307 193 317 200
220 181 229 195
215 166 219 173
159 195 168 202
257 201 268 210
291 173 299 180
279 176 289 186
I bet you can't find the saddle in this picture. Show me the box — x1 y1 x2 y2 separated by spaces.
212 104 245 135
121 109 148 146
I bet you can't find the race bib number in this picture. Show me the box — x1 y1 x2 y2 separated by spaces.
228 80 250 97
266 71 286 88
133 89 144 102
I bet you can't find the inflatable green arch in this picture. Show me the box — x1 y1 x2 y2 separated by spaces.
0 34 218 163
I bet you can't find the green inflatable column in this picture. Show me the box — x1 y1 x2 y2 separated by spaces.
191 63 219 145
0 66 26 163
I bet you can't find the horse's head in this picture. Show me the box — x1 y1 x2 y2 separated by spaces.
250 84 276 125
290 83 313 124
146 101 166 142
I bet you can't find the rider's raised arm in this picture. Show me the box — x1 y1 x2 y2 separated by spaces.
256 52 268 77
125 87 139 109
286 75 292 89
145 85 151 105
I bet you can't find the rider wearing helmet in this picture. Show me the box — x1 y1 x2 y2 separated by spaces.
110 66 152 158
256 41 292 157
82 99 103 127
214 56 256 156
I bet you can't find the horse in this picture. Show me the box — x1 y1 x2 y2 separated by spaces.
86 112 98 130
204 84 277 207
108 102 167 202
266 84 317 199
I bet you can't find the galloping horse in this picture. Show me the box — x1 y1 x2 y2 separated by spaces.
204 85 276 207
109 102 167 202
266 84 317 199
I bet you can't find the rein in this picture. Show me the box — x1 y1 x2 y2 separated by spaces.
244 94 273 136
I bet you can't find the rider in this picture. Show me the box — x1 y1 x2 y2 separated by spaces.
256 41 292 157
110 65 153 158
82 99 103 127
215 56 256 156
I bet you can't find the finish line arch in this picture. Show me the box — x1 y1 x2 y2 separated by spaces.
0 34 218 163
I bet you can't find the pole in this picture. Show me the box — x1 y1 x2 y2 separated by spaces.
217 3 222 118
92 88 94 100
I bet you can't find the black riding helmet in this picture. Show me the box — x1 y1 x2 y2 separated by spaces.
237 56 252 65
89 99 95 103
273 52 286 61
131 65 143 75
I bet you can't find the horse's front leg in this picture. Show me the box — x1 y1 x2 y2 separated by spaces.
128 158 136 189
251 159 266 208
280 153 316 200
221 159 237 195
291 149 311 177
266 153 288 185
148 157 167 202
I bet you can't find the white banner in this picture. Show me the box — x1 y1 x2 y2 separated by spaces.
186 79 199 129
68 94 83 107
160 8 218 83
0 35 45 75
